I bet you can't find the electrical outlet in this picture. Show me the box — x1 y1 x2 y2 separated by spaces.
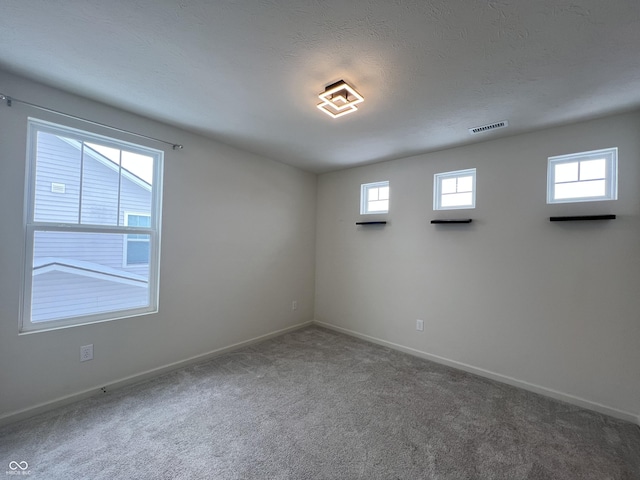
292 300 298 311
80 344 93 362
416 319 424 332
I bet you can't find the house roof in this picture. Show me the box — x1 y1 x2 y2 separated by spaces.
1 1 639 173
34 258 148 287
59 138 152 192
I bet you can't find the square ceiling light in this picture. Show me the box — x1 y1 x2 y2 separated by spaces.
317 80 364 118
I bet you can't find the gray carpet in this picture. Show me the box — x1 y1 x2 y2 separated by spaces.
1 326 639 479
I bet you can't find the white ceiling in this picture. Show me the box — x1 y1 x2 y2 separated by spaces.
1 1 639 173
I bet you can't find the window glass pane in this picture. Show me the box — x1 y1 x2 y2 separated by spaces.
554 179 605 199
122 151 154 185
554 162 579 183
85 143 120 164
361 181 389 214
441 192 473 207
120 181 152 226
126 214 151 228
440 178 457 194
33 131 81 223
127 237 150 265
456 176 473 192
435 169 476 210
547 148 616 203
31 231 150 323
579 159 606 181
368 200 388 212
80 146 119 225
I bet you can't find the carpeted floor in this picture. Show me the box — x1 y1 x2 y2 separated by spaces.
1 326 639 479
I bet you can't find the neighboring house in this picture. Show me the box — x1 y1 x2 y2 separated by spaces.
31 132 152 322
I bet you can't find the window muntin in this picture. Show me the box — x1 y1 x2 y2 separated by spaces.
361 181 389 214
434 169 476 210
547 148 617 203
22 119 163 332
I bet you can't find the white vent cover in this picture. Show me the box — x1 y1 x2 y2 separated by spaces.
468 120 509 135
51 182 66 194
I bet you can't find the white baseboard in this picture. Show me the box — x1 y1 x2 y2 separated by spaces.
314 320 639 426
0 321 313 428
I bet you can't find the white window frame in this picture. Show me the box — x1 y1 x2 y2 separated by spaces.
434 168 476 210
21 118 164 333
360 181 390 214
123 212 152 267
547 148 618 204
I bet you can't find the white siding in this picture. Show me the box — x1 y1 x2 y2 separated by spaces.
80 152 120 225
31 270 148 323
33 132 81 223
34 133 152 226
33 231 149 274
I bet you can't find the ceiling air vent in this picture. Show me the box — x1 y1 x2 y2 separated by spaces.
468 120 508 135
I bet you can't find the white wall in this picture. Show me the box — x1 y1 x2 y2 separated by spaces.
315 112 640 420
2 67 638 425
0 70 317 419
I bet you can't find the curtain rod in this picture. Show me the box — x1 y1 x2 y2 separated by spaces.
0 93 183 150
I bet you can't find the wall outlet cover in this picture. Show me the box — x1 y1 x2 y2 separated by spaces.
80 344 93 362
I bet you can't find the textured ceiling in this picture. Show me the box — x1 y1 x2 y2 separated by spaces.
1 0 639 173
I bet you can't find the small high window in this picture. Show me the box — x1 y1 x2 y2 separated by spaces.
434 169 476 210
361 181 389 214
547 148 617 203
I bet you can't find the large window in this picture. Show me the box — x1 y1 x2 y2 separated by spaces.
434 168 476 210
22 119 163 332
547 148 617 203
360 181 389 214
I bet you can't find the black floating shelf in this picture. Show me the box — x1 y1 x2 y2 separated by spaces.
356 221 387 225
431 219 472 224
550 215 616 222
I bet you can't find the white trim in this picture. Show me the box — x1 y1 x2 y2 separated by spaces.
546 147 618 204
19 306 157 335
433 168 476 210
0 321 313 428
313 320 639 424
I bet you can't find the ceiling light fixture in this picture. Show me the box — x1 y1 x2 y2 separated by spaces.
317 80 364 118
